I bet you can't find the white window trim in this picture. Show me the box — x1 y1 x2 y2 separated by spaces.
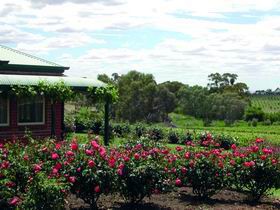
17 97 45 126
0 98 9 127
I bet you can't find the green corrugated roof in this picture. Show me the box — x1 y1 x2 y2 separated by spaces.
0 74 104 88
0 45 64 67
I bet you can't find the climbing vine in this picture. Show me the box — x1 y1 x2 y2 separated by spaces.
88 84 119 103
10 80 75 102
9 80 117 104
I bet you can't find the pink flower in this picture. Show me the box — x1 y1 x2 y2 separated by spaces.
55 143 61 150
134 153 140 160
195 153 202 159
68 176 76 183
124 156 130 162
88 160 95 168
66 151 74 157
243 161 255 167
175 146 183 151
108 157 116 168
117 168 123 176
5 181 16 188
230 159 236 166
91 140 100 150
52 168 58 174
231 144 237 150
255 138 264 144
260 155 267 160
9 196 19 206
175 178 182 187
94 185 101 193
251 145 259 153
262 148 273 155
54 162 62 170
85 149 94 156
23 155 29 161
218 161 224 169
99 147 106 157
271 159 278 165
184 152 191 159
33 164 42 173
51 153 59 160
71 142 78 151
181 167 187 174
1 160 10 169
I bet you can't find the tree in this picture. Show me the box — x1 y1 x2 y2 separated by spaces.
114 71 157 122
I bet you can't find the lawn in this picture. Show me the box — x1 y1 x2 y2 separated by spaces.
169 113 280 146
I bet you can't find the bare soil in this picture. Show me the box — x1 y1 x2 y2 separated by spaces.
66 187 280 210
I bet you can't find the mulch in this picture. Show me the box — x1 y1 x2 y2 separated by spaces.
65 187 280 210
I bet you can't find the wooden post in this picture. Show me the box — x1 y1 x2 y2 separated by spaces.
104 96 110 146
51 99 55 138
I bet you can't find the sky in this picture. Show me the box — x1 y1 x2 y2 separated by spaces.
1 0 280 91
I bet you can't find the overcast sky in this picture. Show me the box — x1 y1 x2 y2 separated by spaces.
1 0 280 91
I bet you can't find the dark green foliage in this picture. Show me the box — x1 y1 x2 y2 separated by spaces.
91 120 103 135
245 106 265 122
134 123 147 138
22 173 67 209
251 118 258 127
216 134 237 150
179 131 193 144
112 123 131 137
147 127 164 141
168 130 180 144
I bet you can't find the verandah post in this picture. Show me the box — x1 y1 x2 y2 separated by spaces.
104 96 110 146
51 99 55 138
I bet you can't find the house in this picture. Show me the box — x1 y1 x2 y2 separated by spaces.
0 45 105 141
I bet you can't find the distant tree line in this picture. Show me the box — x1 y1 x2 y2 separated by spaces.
253 88 280 95
98 71 252 126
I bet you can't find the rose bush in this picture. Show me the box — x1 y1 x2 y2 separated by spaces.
0 135 279 209
228 139 280 202
115 143 171 203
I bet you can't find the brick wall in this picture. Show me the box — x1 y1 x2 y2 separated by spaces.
0 97 63 141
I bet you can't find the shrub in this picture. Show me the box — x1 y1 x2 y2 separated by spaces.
112 123 131 137
187 152 227 198
134 123 147 138
116 145 169 203
147 127 164 141
251 118 258 127
216 134 237 150
22 172 68 209
90 120 103 135
64 113 75 132
60 140 115 209
179 131 193 144
168 130 180 144
229 140 280 202
245 106 264 122
262 119 272 126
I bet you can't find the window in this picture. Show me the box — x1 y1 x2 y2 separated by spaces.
18 96 45 125
0 97 9 126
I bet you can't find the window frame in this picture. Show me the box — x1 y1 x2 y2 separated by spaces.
17 97 45 126
0 98 9 127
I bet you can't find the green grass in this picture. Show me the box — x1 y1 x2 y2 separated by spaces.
251 95 280 113
169 113 280 146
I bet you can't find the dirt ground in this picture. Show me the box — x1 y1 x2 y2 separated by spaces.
66 187 280 210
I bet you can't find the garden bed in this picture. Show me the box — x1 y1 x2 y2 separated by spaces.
66 187 280 209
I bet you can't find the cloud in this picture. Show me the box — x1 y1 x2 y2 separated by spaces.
2 0 280 90
28 0 125 8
